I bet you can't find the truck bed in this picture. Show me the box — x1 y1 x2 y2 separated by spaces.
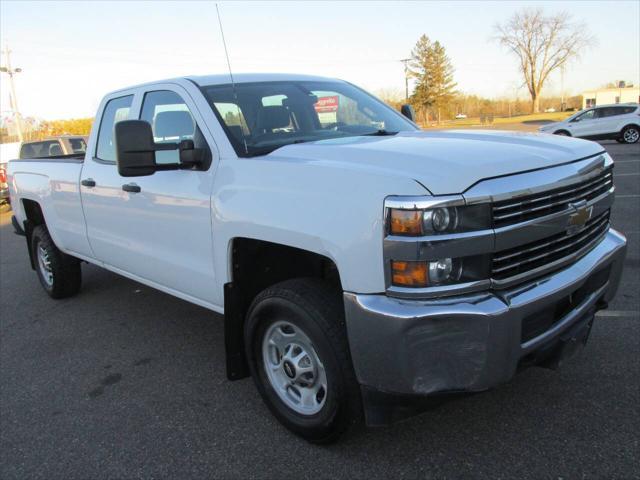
12 153 85 163
8 157 93 258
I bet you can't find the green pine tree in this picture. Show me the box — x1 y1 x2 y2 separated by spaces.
408 35 457 123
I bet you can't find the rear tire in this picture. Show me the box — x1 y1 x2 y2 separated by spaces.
244 278 362 443
31 225 81 299
620 125 639 144
554 130 571 136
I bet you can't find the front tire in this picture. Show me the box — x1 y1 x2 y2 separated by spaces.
554 130 571 136
31 225 81 299
245 278 362 443
621 125 639 144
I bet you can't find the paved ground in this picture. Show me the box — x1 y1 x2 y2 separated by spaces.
1 141 638 479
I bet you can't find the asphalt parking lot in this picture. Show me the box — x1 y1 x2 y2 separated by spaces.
1 141 638 479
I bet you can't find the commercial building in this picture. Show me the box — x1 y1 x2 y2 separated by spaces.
582 84 639 108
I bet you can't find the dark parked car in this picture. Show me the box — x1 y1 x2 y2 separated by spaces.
19 136 88 159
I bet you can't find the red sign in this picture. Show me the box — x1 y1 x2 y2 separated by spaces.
315 96 339 113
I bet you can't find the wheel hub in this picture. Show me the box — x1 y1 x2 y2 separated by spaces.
262 321 328 415
282 359 296 379
37 244 54 287
624 128 639 143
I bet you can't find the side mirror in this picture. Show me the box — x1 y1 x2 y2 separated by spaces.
178 139 206 167
115 120 178 177
401 104 416 122
115 120 206 176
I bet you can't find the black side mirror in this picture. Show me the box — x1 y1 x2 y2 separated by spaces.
115 120 178 177
401 104 416 122
178 139 205 168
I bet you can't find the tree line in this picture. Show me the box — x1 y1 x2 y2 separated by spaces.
0 118 93 144
404 8 593 121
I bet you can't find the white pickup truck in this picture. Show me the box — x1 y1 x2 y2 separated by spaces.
7 74 627 443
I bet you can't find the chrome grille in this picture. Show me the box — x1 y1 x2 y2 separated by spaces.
492 167 613 228
492 209 610 282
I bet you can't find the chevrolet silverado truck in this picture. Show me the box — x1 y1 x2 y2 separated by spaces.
7 74 627 443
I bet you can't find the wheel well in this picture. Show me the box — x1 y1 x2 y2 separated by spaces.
224 238 342 381
22 199 45 226
622 123 640 130
21 199 46 270
554 129 571 136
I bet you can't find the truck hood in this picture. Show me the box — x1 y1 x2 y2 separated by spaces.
272 130 604 195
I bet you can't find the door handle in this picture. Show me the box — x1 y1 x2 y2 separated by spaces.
81 178 96 187
122 183 141 193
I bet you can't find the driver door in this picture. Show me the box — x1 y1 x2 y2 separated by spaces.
568 109 598 137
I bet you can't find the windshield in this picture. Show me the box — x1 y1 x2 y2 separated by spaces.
201 80 418 157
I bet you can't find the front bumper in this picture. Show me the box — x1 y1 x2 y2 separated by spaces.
344 228 626 424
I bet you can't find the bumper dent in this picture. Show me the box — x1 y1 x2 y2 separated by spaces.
344 228 627 406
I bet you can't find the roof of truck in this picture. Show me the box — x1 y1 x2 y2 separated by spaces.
108 73 343 95
188 73 341 86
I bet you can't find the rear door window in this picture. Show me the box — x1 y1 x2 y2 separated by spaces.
597 107 624 118
96 95 133 162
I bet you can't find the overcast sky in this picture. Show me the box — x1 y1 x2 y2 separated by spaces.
1 0 638 119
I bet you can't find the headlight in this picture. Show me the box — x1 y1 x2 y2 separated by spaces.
388 204 491 236
391 255 490 288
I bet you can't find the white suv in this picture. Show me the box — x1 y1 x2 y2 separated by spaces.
539 103 639 143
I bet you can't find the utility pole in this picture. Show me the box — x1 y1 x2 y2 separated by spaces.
400 58 411 101
1 43 24 142
560 64 565 112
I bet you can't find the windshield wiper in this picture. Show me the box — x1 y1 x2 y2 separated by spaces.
361 129 398 136
244 139 313 157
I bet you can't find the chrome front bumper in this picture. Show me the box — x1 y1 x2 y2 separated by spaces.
344 228 626 404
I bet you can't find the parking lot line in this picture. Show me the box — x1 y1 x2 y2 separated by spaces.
596 310 639 318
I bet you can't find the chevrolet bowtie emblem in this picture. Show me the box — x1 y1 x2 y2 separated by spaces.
567 202 593 234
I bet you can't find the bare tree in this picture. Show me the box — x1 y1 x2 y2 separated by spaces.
495 9 595 113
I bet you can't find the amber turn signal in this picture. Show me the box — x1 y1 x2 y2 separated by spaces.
389 209 423 235
391 260 428 287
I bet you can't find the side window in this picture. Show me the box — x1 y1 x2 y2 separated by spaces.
576 109 595 121
140 90 197 164
96 95 133 162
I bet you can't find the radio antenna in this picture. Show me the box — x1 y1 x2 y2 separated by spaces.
215 3 248 154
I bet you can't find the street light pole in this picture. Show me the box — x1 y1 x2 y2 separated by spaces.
1 44 24 142
560 64 565 112
400 58 411 101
